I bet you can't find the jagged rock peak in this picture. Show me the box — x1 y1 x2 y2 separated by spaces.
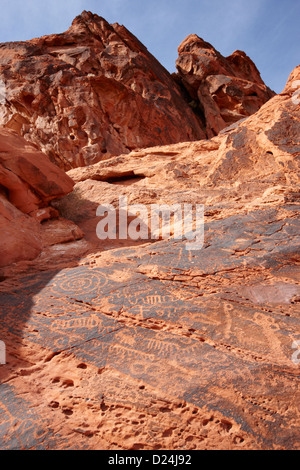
0 12 275 169
71 10 111 31
73 10 98 23
176 33 275 137
0 12 205 170
178 34 217 53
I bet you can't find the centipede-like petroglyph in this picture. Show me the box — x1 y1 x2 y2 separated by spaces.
52 314 108 330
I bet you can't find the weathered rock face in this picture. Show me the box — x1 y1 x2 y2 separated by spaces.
0 11 206 170
0 128 83 267
67 65 300 213
0 11 274 171
0 128 74 213
0 68 298 450
0 8 298 449
175 34 275 138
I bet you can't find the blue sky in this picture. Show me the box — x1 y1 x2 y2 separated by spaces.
0 0 299 93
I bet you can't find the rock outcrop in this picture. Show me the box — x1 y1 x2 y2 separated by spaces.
0 11 274 170
0 128 83 267
0 65 299 450
0 11 206 170
66 66 299 218
175 35 275 138
0 8 298 450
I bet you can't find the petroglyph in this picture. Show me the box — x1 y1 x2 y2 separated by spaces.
49 268 108 298
0 206 299 449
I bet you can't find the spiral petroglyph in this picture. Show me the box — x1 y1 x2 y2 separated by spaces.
49 268 107 298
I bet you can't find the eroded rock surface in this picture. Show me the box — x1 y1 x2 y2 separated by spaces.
0 11 206 170
0 11 274 170
175 35 275 138
0 32 299 451
0 127 83 267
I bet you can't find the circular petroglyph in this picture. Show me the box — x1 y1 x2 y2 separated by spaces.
49 269 107 298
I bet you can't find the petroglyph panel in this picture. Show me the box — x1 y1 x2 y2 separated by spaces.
0 384 58 450
0 207 299 449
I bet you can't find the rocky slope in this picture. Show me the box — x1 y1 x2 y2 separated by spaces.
0 58 299 450
64 65 299 242
0 11 273 170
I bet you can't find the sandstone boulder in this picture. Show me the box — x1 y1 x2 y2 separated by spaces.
0 194 42 267
0 128 74 213
0 128 80 267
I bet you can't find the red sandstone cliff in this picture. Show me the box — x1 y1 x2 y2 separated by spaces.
0 12 205 170
0 11 273 170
